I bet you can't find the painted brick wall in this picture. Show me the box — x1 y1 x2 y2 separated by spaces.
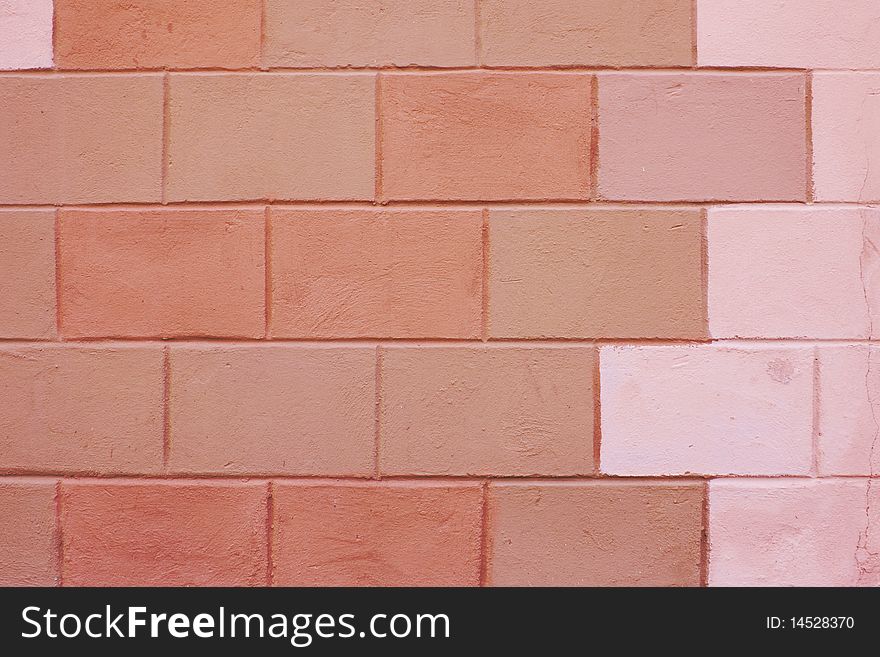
0 0 878 587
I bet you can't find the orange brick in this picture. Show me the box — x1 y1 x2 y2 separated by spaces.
0 480 57 586
167 74 375 202
61 481 267 586
380 72 592 201
270 209 482 338
272 482 482 586
0 210 56 339
487 482 703 586
58 209 265 339
169 346 374 476
381 346 595 476
0 75 163 204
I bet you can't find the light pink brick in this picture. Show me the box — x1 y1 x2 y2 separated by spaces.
0 0 53 69
0 479 57 586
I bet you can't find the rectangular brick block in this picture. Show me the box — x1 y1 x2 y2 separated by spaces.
54 0 261 70
167 74 375 202
270 209 482 339
265 0 475 68
480 0 693 67
59 209 265 339
381 346 595 476
708 206 878 339
698 0 880 68
272 482 482 586
0 75 163 204
489 209 705 339
709 480 880 586
487 482 703 586
380 72 591 201
0 480 57 586
0 0 53 69
598 73 807 202
169 346 374 476
600 346 813 476
0 210 56 339
61 481 268 586
0 346 163 475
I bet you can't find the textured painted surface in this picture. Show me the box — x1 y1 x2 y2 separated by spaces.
0 481 57 585
0 0 53 70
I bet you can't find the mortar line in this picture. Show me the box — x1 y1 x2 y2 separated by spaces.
474 0 482 67
162 346 171 470
259 0 268 71
374 74 384 204
700 482 709 587
811 347 821 476
161 72 170 205
481 208 490 341
701 207 709 335
264 206 272 337
479 481 490 586
265 481 274 586
805 71 814 203
374 346 383 479
691 0 698 68
53 209 62 339
590 76 600 200
593 351 602 475
54 480 63 587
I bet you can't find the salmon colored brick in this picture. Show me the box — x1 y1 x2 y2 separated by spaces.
270 209 482 339
166 74 375 202
709 480 880 586
598 73 807 202
487 482 703 586
58 209 265 339
698 0 880 69
264 0 475 68
480 0 692 67
812 73 880 202
381 346 595 476
0 0 53 69
0 75 163 204
0 346 163 474
0 480 57 586
489 209 705 339
600 345 813 476
0 210 55 339
272 482 482 586
169 346 374 476
54 0 260 70
708 206 879 339
61 481 268 586
380 72 591 201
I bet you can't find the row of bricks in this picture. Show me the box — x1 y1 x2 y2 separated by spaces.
2 478 878 587
0 71 878 204
5 1 880 71
2 205 877 341
1 343 878 477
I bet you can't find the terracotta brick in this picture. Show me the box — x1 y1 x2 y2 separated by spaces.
264 0 474 68
58 209 265 339
0 346 163 474
0 75 163 204
272 482 482 586
598 73 807 201
0 0 53 69
166 74 375 202
489 209 705 339
0 210 55 339
480 0 692 67
0 480 57 586
488 482 703 586
61 481 267 586
709 480 880 586
270 209 482 339
380 72 591 201
381 346 594 476
169 346 374 476
600 345 813 476
708 206 878 339
54 0 260 70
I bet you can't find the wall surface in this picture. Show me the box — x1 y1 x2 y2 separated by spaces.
1 0 878 587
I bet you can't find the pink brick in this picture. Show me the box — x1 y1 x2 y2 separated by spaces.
709 479 880 586
708 206 879 339
698 0 880 68
272 482 482 586
269 209 482 339
813 73 880 202
169 346 374 476
381 346 595 476
598 73 807 202
0 480 57 586
0 0 53 69
61 481 268 586
0 210 55 339
600 345 813 476
0 346 163 475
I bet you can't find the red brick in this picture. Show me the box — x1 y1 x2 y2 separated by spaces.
0 480 57 586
